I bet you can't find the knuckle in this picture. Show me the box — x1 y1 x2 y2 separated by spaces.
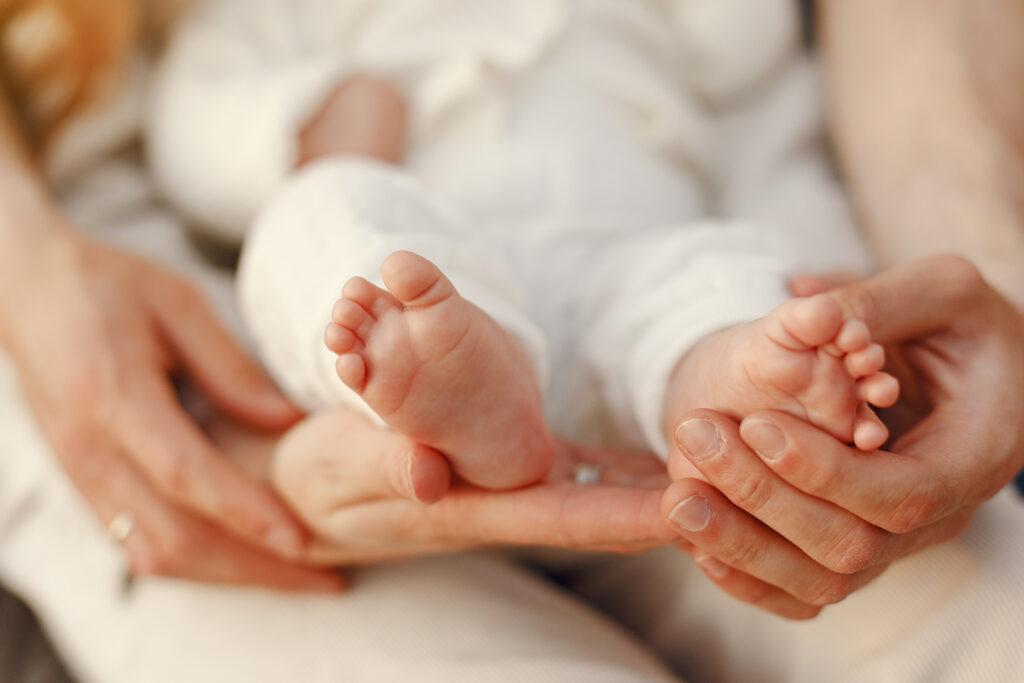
885 480 945 534
720 534 765 572
818 519 885 575
150 452 190 498
803 573 856 607
730 470 775 514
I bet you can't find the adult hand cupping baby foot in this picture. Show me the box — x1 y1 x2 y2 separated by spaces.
267 405 676 566
661 254 1024 619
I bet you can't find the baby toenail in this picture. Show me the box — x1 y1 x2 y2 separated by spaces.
669 495 711 532
675 419 721 461
741 420 786 461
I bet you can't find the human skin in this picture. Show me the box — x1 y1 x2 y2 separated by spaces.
0 92 342 590
663 256 1024 619
206 403 677 565
822 0 1024 310
658 0 1024 619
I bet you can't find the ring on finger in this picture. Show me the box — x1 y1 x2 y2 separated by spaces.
107 511 136 545
573 463 604 485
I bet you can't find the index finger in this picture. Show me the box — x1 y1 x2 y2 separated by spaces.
114 374 309 559
311 483 677 564
738 409 962 534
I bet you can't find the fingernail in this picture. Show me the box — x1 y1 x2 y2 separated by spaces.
695 555 729 579
265 526 304 559
741 419 786 461
675 419 721 461
669 495 711 532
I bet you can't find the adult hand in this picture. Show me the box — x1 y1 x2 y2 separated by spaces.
660 254 1024 618
0 229 341 591
265 406 677 566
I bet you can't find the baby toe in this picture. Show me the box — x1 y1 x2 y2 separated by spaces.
335 353 367 391
853 403 889 451
835 318 872 353
845 344 886 378
342 276 400 319
332 299 374 339
324 322 362 355
857 372 900 408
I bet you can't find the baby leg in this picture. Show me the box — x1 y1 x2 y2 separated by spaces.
238 159 553 490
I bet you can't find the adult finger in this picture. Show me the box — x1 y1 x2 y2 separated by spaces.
687 548 824 620
660 478 878 606
737 409 967 534
115 373 309 559
272 407 452 509
826 254 985 343
671 411 895 573
789 271 861 297
449 483 675 548
130 509 345 592
74 436 343 591
150 279 302 430
308 482 676 563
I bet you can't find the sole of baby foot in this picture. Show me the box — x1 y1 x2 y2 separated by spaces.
324 250 555 489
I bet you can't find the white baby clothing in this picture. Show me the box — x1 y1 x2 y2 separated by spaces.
149 0 870 455
3 2 1024 683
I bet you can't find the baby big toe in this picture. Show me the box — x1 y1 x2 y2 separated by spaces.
381 251 453 306
342 276 400 319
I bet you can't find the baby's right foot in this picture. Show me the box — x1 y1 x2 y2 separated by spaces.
665 295 899 477
324 251 555 490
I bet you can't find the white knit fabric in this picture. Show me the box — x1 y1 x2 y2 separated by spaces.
12 2 1018 683
155 0 869 456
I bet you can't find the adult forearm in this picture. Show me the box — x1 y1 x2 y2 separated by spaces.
820 0 1024 308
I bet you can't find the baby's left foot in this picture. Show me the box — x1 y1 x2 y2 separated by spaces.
324 251 555 490
665 294 899 453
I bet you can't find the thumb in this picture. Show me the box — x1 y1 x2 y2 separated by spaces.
789 270 862 297
827 254 986 344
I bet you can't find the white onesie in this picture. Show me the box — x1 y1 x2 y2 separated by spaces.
148 0 870 456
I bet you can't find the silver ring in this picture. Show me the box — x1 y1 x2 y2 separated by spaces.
107 511 136 545
573 463 604 485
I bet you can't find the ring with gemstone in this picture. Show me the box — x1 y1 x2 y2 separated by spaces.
573 463 604 485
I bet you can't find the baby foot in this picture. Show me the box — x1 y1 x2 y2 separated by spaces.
665 294 899 456
324 251 555 490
